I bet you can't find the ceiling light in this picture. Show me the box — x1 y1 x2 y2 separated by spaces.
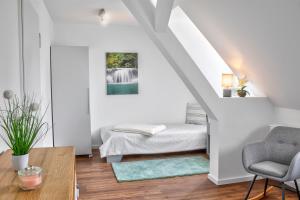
98 8 106 24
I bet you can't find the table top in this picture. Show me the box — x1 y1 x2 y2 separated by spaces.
0 147 75 200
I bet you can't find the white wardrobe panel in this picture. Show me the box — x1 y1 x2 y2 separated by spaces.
51 46 91 155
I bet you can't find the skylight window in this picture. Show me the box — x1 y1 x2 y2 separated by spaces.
150 0 157 7
169 7 232 97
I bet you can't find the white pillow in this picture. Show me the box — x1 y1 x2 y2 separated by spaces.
112 123 167 136
186 103 207 125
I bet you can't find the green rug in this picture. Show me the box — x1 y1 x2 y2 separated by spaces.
112 156 209 182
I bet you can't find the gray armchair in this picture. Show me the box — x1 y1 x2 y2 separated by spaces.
242 126 300 200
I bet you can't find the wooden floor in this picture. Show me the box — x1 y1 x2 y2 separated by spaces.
76 150 297 200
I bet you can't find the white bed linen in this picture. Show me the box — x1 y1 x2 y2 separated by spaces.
99 124 207 158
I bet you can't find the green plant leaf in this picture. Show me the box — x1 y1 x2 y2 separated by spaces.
0 94 49 155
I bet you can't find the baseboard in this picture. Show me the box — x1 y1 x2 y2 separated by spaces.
208 173 261 185
207 174 219 185
92 145 99 150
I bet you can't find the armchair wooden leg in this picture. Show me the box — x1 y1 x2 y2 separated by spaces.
244 175 257 200
294 180 300 200
248 186 274 200
264 179 269 196
281 183 285 200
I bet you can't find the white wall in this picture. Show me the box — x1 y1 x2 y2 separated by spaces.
216 98 274 183
0 0 21 96
30 0 54 147
53 24 196 147
275 107 300 127
0 0 21 152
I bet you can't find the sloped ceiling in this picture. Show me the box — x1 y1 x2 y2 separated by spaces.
179 0 300 109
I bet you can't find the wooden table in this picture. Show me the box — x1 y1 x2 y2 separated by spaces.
0 147 76 200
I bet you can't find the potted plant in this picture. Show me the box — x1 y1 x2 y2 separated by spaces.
0 90 49 170
236 77 250 97
237 85 250 97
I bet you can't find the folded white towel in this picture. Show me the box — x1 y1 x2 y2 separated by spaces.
112 123 167 136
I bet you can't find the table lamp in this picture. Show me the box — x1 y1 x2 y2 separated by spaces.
222 73 233 97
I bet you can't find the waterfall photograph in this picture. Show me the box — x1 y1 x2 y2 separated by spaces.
106 52 138 95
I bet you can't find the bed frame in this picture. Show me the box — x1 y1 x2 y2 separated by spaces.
107 155 123 163
104 103 210 163
105 123 210 163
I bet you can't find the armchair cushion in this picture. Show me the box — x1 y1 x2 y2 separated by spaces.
242 142 267 170
250 161 289 178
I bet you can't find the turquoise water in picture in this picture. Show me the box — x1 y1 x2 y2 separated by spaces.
107 83 138 95
106 67 138 95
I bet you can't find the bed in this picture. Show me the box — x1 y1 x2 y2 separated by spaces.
99 103 209 162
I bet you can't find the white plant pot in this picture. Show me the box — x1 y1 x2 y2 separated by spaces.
12 154 29 171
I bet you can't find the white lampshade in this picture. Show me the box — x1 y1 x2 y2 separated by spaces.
222 73 233 88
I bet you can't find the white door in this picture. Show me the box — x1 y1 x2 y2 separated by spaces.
51 46 91 155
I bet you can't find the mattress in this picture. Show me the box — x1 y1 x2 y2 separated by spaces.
99 124 207 158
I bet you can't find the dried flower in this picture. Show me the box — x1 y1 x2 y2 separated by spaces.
29 103 40 112
3 90 14 100
238 78 248 87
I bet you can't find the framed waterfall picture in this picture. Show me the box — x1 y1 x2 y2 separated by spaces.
106 52 138 95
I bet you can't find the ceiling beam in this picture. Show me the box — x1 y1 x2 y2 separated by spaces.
155 0 174 32
122 0 220 120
